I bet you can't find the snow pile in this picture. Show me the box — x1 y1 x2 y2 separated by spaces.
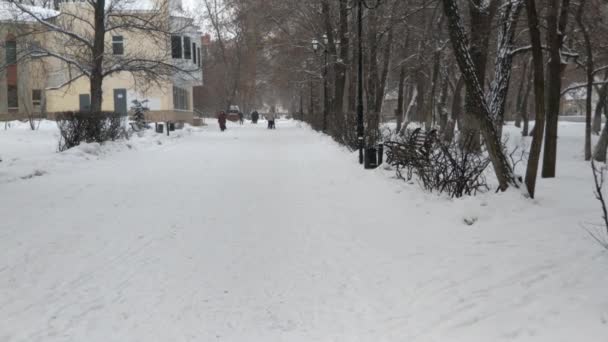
0 119 607 341
0 2 59 22
0 120 200 184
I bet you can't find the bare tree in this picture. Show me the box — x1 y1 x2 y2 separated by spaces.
441 0 518 191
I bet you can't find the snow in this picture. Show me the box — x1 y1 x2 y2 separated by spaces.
0 2 59 22
1 119 607 341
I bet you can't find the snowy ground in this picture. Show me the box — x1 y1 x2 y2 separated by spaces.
1 119 607 342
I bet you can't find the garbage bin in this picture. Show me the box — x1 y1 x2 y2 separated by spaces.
156 123 164 133
364 147 378 169
377 143 384 166
168 122 176 131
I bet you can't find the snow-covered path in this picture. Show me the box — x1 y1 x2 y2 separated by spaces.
1 120 607 341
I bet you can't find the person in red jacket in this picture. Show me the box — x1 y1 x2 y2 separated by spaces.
217 111 227 131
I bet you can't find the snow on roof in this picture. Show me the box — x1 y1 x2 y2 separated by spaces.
0 2 59 22
110 0 158 11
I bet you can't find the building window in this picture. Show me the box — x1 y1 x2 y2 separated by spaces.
30 41 47 58
32 89 42 107
173 86 189 110
112 36 124 55
6 39 16 64
197 47 201 67
183 37 191 60
7 85 18 109
192 42 196 64
171 35 182 59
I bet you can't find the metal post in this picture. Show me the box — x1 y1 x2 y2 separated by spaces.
357 0 364 164
323 49 328 132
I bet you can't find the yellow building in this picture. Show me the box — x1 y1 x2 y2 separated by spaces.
1 0 203 124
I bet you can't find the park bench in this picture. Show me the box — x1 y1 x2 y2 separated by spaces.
385 128 438 168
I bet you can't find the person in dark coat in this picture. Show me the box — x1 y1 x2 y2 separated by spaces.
251 111 259 124
218 111 227 131
238 112 244 125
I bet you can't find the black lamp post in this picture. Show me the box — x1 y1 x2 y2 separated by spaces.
357 1 364 164
313 36 329 132
356 0 381 165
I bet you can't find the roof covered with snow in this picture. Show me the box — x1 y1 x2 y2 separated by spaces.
0 2 59 23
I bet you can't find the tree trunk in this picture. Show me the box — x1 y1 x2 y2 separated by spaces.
333 0 349 116
444 76 464 142
427 49 441 130
396 63 406 133
593 80 608 134
375 20 394 116
460 0 497 151
576 0 592 160
437 65 450 133
521 62 533 136
442 0 517 190
514 59 530 128
90 0 106 112
542 0 571 178
594 120 608 162
524 0 547 198
488 0 523 137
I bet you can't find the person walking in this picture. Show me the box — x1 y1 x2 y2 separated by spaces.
217 111 227 131
238 112 244 125
266 111 276 129
251 110 259 124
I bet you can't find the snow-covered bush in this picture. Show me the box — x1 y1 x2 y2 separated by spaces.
385 129 491 198
56 111 127 151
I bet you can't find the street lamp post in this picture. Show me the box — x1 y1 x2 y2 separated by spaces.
356 0 381 165
356 0 364 164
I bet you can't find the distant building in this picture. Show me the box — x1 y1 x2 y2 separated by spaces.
0 0 203 124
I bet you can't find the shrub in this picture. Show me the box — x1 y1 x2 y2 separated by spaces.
56 111 127 151
385 129 491 198
131 99 150 131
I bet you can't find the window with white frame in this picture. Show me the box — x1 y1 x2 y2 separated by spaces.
173 86 189 110
112 36 124 55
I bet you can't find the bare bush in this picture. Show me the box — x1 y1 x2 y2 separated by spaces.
385 129 492 198
56 112 127 151
588 160 608 250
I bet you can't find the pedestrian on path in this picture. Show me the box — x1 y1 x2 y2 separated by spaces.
238 112 244 125
266 112 276 129
251 111 259 124
217 111 227 131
